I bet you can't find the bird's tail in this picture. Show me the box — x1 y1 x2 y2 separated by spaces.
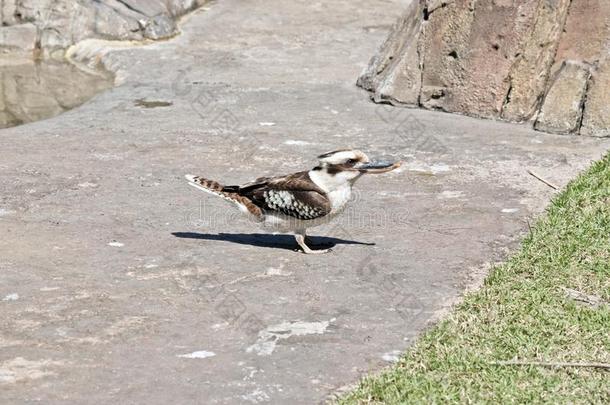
184 175 263 218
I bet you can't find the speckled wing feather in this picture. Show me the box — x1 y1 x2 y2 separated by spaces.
232 171 331 220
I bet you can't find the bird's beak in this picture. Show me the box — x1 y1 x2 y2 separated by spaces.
355 160 402 174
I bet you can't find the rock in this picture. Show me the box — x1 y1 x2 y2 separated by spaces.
1 1 19 26
358 0 544 118
357 0 425 105
142 14 178 40
419 0 537 118
580 60 610 137
551 0 610 137
0 0 205 56
420 85 446 110
358 0 609 136
553 0 610 66
91 1 144 42
0 23 38 53
501 0 571 122
534 61 590 134
117 0 168 18
164 0 200 17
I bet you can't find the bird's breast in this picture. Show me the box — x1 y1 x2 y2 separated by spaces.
326 185 352 214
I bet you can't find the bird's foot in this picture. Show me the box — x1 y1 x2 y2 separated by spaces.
300 247 332 254
295 233 333 254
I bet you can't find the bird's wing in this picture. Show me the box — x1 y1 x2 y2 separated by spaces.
236 171 331 220
230 176 275 192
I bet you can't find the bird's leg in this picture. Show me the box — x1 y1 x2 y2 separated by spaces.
302 228 312 245
295 231 332 254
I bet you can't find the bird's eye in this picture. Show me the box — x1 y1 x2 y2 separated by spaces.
347 159 358 165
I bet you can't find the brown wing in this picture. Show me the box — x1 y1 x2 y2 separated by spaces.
233 171 331 220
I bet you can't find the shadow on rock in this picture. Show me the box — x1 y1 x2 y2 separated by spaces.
171 232 375 250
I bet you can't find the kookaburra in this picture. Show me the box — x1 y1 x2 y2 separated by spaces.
185 149 401 254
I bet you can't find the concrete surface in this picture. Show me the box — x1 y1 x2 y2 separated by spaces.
1 0 609 403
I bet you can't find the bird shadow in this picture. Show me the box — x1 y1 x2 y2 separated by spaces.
171 232 375 251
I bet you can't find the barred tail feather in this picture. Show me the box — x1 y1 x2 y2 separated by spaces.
184 174 235 201
184 174 263 219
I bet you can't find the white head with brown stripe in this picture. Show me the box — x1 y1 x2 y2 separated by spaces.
309 149 402 192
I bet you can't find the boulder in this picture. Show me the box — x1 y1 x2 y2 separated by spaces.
553 0 610 66
580 60 610 137
419 0 538 118
91 1 144 42
117 0 168 18
0 0 206 56
1 0 19 26
357 0 425 105
358 0 609 137
143 14 178 40
501 0 571 122
534 61 590 134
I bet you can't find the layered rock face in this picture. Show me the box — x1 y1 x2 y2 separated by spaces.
0 0 204 58
359 0 610 137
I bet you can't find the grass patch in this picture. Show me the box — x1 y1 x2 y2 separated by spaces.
340 154 610 404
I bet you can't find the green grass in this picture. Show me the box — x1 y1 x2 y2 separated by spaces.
340 154 610 404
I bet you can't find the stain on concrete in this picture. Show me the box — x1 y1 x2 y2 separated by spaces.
247 320 333 356
177 350 216 359
0 357 63 384
134 99 173 108
381 350 403 363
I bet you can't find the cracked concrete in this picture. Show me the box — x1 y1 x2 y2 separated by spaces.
1 0 609 403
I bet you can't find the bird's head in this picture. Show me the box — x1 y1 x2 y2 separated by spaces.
316 149 401 173
311 149 401 189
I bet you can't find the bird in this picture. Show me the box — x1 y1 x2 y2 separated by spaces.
185 149 402 254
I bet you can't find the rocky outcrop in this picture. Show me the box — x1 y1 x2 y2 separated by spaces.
0 0 205 58
359 0 610 137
